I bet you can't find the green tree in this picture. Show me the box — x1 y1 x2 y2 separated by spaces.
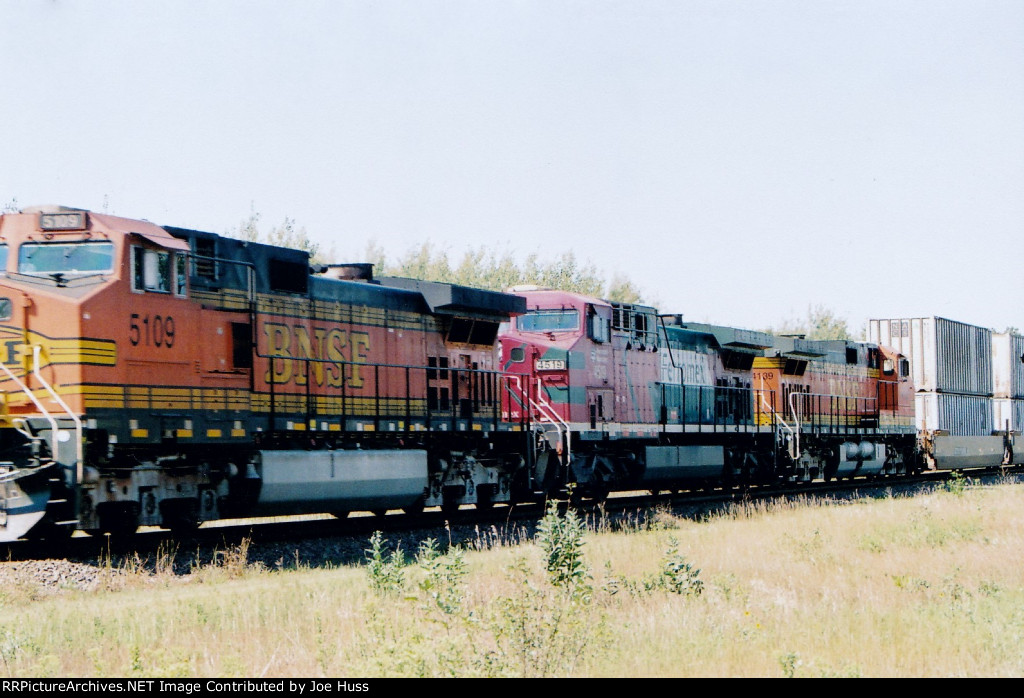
605 274 644 304
228 208 324 264
367 239 643 302
773 304 852 341
241 216 646 302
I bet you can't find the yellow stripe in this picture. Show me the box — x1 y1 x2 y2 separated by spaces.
0 333 118 367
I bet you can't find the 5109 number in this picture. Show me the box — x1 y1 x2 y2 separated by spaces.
129 314 176 348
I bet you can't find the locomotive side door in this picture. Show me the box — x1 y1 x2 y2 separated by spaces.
586 388 614 430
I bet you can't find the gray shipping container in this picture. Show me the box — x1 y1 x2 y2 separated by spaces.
869 317 992 396
915 392 992 436
993 398 1024 434
992 333 1024 398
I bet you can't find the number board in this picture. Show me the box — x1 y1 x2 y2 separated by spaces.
39 211 88 231
536 359 566 371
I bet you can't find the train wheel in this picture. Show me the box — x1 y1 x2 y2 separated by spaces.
161 500 200 536
588 482 609 504
25 516 74 545
97 502 140 537
166 518 199 536
475 485 496 511
401 499 425 516
101 517 138 538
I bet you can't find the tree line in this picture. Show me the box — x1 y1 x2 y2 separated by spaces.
229 210 645 304
229 211 859 339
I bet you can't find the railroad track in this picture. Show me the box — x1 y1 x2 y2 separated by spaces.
3 463 1020 569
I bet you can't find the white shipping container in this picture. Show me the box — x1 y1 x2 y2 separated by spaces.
993 398 1024 434
915 392 992 436
992 333 1024 398
869 317 992 396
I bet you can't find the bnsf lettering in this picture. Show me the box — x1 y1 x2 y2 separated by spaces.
263 322 371 388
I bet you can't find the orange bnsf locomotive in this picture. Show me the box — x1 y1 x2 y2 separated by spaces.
0 206 526 540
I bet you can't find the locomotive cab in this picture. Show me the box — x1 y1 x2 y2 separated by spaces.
500 288 615 427
0 206 194 538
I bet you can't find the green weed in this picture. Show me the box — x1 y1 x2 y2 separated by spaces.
364 531 407 597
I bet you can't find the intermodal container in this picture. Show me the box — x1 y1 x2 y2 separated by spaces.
992 333 1024 399
869 317 992 396
993 398 1024 434
915 392 992 436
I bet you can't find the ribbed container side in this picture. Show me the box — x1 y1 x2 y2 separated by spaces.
993 398 1024 433
869 317 992 396
992 333 1024 398
915 392 992 436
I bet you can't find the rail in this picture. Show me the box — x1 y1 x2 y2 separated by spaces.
787 392 879 435
657 382 771 432
261 353 505 436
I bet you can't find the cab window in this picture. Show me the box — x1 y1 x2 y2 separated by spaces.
517 309 579 333
587 306 609 343
18 241 114 276
133 246 185 296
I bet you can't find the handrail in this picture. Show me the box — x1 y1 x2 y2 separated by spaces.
263 352 506 434
786 390 802 458
504 375 571 463
758 376 798 459
533 377 571 460
0 349 60 465
32 345 83 484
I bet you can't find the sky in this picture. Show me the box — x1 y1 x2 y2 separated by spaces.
1 0 1021 335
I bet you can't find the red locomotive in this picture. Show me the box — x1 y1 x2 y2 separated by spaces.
500 288 920 496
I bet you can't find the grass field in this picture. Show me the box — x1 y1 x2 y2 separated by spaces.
1 477 1023 677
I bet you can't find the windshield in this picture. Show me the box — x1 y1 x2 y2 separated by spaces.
517 309 580 333
18 242 115 276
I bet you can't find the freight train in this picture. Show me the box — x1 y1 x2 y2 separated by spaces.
0 205 1018 542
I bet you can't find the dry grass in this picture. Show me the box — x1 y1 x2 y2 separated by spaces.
1 482 1024 677
585 487 1024 677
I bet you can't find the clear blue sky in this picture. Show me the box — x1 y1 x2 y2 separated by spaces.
2 0 1021 335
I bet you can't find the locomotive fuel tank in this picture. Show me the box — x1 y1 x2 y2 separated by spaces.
252 449 428 516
